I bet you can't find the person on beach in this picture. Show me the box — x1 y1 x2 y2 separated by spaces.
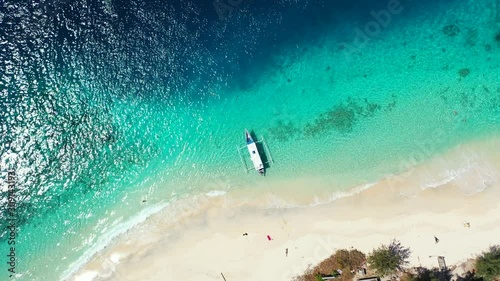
434 236 439 244
286 248 288 257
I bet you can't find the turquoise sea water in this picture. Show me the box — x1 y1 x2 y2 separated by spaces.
1 0 499 280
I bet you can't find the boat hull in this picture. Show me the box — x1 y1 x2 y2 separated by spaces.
245 130 265 175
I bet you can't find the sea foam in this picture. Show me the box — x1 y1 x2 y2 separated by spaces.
60 202 168 281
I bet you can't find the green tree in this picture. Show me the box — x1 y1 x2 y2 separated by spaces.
367 239 411 276
476 246 500 281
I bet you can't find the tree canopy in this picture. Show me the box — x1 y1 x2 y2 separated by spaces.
367 239 411 276
476 246 500 281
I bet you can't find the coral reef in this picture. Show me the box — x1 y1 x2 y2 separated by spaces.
458 68 470 77
464 29 478 46
268 119 301 142
268 95 399 142
304 105 357 136
442 25 460 36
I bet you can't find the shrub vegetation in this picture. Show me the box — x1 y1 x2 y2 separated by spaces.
294 248 366 281
476 246 500 281
367 239 411 277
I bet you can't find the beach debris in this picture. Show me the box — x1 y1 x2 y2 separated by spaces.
463 221 470 228
221 272 227 281
434 236 440 244
438 256 447 270
243 233 248 236
267 235 272 241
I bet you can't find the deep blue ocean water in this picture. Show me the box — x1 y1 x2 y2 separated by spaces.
1 0 499 280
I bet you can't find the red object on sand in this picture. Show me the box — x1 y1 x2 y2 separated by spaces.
267 235 272 241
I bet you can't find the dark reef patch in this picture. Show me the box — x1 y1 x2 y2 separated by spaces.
438 83 500 116
268 119 301 142
442 25 460 37
464 29 478 46
460 92 476 108
361 98 382 117
304 106 356 136
458 68 470 77
300 95 397 138
495 32 500 42
385 95 397 112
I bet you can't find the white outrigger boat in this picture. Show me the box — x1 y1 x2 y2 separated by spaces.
237 129 273 175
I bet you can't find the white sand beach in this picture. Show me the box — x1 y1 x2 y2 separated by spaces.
70 136 500 281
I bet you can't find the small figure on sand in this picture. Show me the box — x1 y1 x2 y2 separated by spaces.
434 236 440 244
286 248 288 257
267 235 272 241
243 233 248 236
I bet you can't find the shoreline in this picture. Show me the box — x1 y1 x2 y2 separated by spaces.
69 136 500 281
